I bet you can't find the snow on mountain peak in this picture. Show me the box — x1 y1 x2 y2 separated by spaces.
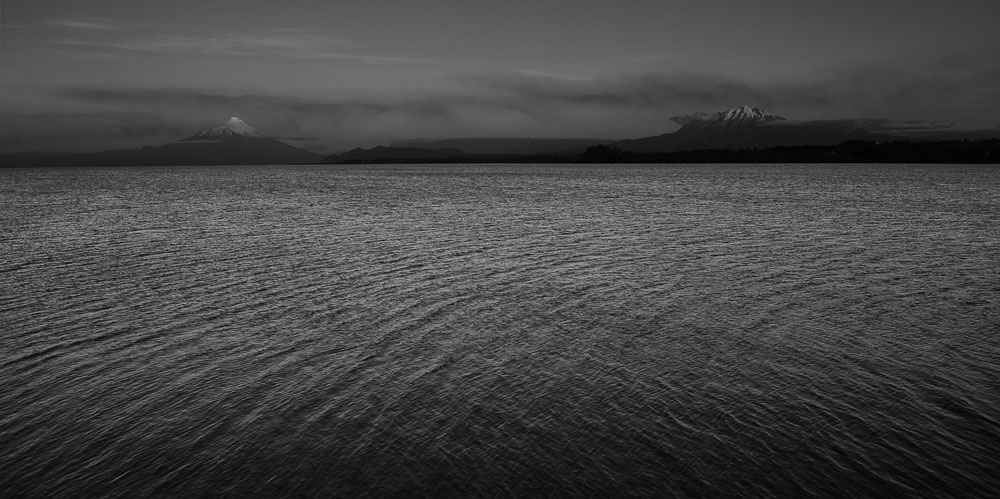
718 106 784 125
671 106 786 130
184 117 263 140
718 106 785 126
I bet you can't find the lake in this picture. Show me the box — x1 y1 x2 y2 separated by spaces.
2 163 998 498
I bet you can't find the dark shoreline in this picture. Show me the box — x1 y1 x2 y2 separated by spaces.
329 139 1000 165
2 138 998 167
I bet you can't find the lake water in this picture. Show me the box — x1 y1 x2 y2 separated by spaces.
1 164 998 498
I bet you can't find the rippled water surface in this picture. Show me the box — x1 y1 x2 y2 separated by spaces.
2 164 999 498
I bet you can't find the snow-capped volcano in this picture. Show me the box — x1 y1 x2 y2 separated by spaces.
183 117 263 141
716 106 785 126
612 105 896 153
661 106 787 134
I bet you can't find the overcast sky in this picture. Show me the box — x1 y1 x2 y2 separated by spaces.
2 0 998 153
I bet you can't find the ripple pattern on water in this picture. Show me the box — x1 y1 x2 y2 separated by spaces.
2 164 999 498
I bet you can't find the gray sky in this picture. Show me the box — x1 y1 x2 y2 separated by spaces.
2 0 998 153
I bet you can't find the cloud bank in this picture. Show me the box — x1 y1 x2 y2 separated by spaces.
2 53 997 154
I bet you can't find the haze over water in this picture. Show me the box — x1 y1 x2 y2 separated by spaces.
2 164 998 498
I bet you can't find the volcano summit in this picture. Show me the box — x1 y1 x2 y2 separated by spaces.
184 117 265 141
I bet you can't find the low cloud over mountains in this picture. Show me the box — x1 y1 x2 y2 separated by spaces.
2 51 997 155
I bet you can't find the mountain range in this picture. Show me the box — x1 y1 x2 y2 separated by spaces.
1 117 322 167
324 106 997 163
1 108 997 167
613 106 904 153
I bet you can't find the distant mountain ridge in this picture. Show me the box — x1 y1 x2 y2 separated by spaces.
613 106 903 153
322 137 609 164
390 137 608 155
326 146 471 163
1 117 321 167
2 108 997 167
322 106 997 164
